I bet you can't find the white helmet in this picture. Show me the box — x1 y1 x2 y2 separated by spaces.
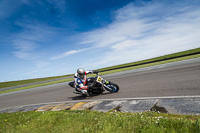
77 68 86 78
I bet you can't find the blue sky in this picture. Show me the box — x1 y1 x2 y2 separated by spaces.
0 0 200 82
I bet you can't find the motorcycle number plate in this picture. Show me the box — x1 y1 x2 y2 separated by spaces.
97 76 102 82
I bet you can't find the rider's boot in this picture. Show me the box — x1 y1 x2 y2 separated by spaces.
73 88 82 94
81 90 90 96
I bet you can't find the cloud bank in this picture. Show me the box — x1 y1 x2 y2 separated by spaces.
71 0 200 68
12 22 58 60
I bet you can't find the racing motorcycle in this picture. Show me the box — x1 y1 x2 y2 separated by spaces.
68 72 119 96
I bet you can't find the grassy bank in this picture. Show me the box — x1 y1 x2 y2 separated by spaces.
0 78 73 94
0 110 199 133
0 74 73 89
100 53 200 75
97 47 200 72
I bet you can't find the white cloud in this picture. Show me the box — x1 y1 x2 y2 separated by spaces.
12 40 38 59
15 22 56 42
51 49 87 60
111 40 139 51
25 61 51 75
13 40 37 51
12 22 58 60
75 0 200 68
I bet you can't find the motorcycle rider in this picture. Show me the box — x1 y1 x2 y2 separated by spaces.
73 68 98 95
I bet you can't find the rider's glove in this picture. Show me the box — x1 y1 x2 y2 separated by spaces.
93 70 99 74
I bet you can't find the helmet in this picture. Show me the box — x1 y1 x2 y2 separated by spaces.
77 68 86 78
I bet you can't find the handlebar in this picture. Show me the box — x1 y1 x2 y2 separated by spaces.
96 72 99 76
93 71 99 74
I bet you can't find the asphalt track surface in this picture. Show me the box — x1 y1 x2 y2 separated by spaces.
0 58 200 108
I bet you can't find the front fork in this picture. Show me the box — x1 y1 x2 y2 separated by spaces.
101 80 113 91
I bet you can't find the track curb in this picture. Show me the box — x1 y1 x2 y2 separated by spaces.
0 97 200 115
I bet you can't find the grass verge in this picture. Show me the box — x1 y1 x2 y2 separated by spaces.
0 110 200 133
0 78 73 94
100 53 200 75
97 47 200 72
0 74 73 89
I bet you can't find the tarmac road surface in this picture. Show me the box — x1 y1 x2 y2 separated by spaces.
0 58 200 108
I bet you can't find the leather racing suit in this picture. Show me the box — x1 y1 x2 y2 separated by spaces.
74 70 94 94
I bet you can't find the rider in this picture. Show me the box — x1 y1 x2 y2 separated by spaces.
73 68 98 95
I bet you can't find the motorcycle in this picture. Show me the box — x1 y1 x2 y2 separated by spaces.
68 72 119 96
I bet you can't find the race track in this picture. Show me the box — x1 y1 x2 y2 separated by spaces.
0 58 200 108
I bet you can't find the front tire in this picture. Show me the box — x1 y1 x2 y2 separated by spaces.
105 82 119 93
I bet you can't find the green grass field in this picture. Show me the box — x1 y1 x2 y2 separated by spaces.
97 47 200 72
0 110 199 133
100 54 200 75
0 78 73 94
0 74 73 89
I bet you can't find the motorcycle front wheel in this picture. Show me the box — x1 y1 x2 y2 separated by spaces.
105 82 119 93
